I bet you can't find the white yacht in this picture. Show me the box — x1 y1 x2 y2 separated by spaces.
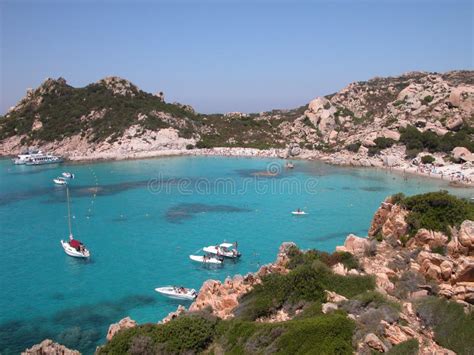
203 242 241 258
12 149 63 165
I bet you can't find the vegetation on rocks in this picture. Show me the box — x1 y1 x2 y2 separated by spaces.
416 296 474 355
399 125 474 156
396 191 474 236
97 315 217 354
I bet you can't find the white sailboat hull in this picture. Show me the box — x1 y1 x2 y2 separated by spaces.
61 240 90 258
155 287 197 300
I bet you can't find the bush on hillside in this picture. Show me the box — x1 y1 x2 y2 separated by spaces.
97 315 217 354
421 155 435 164
346 142 361 153
235 258 374 321
387 339 419 355
399 191 474 236
216 314 354 354
287 247 360 271
399 125 474 154
416 296 474 354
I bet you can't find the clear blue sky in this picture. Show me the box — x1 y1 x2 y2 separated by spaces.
1 0 472 114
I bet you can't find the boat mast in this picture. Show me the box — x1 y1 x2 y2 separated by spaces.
66 187 73 240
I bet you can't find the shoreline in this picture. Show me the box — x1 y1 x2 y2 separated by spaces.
2 146 473 188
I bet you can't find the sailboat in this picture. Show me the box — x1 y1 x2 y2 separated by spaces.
60 187 90 258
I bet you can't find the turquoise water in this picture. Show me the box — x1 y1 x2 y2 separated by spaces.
0 156 471 354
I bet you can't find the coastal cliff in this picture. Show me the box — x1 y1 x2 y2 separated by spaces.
56 191 471 355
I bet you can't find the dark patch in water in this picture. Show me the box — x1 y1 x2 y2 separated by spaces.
0 294 156 354
235 169 286 178
166 203 251 223
0 177 182 206
50 292 66 300
341 186 356 191
8 166 59 176
359 186 388 192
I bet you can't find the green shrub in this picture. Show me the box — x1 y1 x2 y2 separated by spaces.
235 257 374 321
97 315 217 354
287 247 359 271
374 137 396 149
216 314 355 354
399 125 474 154
345 142 361 153
400 191 474 236
387 339 419 355
430 245 446 255
416 296 474 354
405 148 421 159
423 95 434 104
421 155 435 164
391 193 405 205
276 314 354 354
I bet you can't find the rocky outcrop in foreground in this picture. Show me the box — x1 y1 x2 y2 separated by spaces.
21 339 80 355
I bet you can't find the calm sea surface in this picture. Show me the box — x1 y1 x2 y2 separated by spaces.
0 156 471 353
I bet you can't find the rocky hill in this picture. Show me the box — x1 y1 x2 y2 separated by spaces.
1 71 472 162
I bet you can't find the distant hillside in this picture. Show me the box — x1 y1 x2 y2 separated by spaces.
0 71 472 158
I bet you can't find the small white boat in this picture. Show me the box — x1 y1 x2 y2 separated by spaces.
203 242 241 258
62 172 75 179
189 254 223 264
155 286 197 300
60 187 90 258
54 177 68 185
291 210 307 215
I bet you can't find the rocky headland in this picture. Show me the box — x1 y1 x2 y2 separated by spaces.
25 191 471 354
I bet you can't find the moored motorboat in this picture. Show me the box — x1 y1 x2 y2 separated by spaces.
62 172 75 179
54 177 68 185
203 242 241 258
291 210 307 215
189 254 223 264
155 286 197 300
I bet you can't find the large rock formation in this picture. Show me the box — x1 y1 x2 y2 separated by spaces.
21 339 80 355
368 197 408 240
106 316 137 341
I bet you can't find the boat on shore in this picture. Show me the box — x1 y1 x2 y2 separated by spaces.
60 187 90 258
203 242 241 258
189 254 223 264
155 286 198 300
